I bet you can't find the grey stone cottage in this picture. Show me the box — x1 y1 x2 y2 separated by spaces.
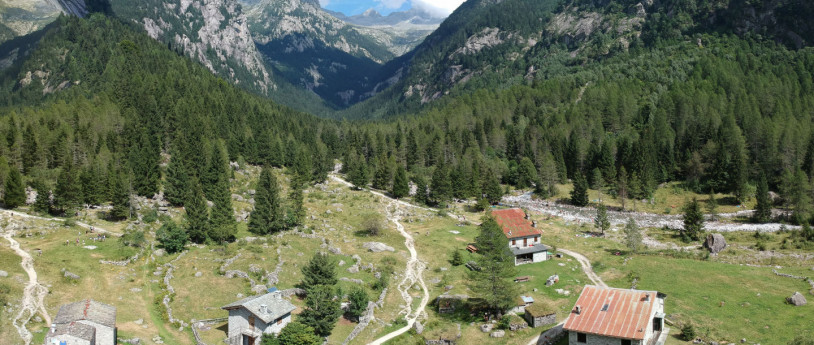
222 291 297 345
45 299 116 345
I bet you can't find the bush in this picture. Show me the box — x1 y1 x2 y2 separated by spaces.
156 221 188 254
119 229 146 248
450 250 464 266
361 212 387 236
346 287 369 321
498 314 511 330
681 323 696 341
142 208 158 223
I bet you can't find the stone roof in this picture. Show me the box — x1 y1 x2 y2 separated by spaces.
222 292 297 324
53 300 116 328
48 321 96 341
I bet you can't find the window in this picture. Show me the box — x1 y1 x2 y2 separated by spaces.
621 340 632 345
577 333 587 343
277 318 283 325
512 239 516 245
523 238 527 246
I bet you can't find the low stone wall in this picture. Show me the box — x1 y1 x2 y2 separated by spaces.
524 313 556 328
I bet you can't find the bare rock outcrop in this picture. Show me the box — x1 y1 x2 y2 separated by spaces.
788 292 807 306
704 233 727 254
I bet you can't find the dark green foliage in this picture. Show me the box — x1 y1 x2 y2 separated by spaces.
3 168 25 208
430 164 451 205
164 152 189 207
298 252 337 292
391 165 408 199
22 125 40 174
450 250 464 266
483 173 502 205
32 179 51 214
184 178 210 243
346 286 368 322
594 204 610 235
682 198 705 242
754 174 772 223
287 184 305 229
371 154 392 190
53 162 81 215
108 171 131 221
276 322 322 345
469 216 518 314
208 157 236 243
346 150 369 189
788 336 814 345
570 173 589 207
412 175 429 205
624 217 641 253
516 157 538 189
119 229 146 248
80 166 105 206
299 284 341 337
129 131 160 197
249 166 284 235
156 220 188 254
706 191 718 221
681 324 696 341
260 333 279 345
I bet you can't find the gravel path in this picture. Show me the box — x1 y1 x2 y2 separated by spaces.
2 226 51 345
504 192 798 232
1 208 122 237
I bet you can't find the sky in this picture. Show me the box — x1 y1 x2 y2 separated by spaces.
319 0 466 18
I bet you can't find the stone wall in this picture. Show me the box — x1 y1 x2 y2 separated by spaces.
568 332 642 345
525 313 556 328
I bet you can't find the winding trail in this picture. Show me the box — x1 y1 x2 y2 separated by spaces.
2 229 51 345
1 208 122 237
328 172 431 345
557 249 607 288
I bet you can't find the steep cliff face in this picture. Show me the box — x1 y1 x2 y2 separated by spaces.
110 0 272 93
49 0 88 17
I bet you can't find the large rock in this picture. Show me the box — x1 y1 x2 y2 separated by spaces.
363 242 395 253
490 330 505 338
63 270 80 280
704 233 727 254
413 321 424 335
787 292 807 306
0 270 8 278
480 324 493 333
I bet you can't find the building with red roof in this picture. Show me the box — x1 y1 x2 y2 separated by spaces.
563 285 669 345
491 208 550 265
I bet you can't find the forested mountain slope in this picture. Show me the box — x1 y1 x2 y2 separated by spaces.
342 0 814 118
0 15 335 241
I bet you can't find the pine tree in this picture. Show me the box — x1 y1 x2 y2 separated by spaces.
624 217 642 253
591 168 604 202
570 173 589 207
3 167 25 209
391 165 409 199
208 170 235 243
298 252 337 292
80 166 105 206
595 204 610 235
617 166 629 210
32 178 51 214
274 322 321 345
54 162 81 215
108 171 131 221
292 146 313 187
682 197 705 242
371 154 392 190
22 125 40 174
413 175 429 205
754 174 772 223
516 157 538 189
706 191 718 221
248 166 284 235
287 183 305 228
347 151 368 189
430 163 451 205
469 217 518 315
539 151 559 197
346 287 369 322
184 177 210 243
203 143 228 198
129 131 160 197
164 152 189 207
483 173 503 205
299 284 341 337
450 249 464 266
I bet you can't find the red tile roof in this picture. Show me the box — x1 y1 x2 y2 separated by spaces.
563 285 659 340
492 208 541 239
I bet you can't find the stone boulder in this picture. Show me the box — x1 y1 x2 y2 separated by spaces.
480 324 493 333
0 270 8 278
252 285 268 294
490 330 505 338
363 242 395 253
704 233 727 254
413 321 424 335
63 270 80 280
787 292 807 306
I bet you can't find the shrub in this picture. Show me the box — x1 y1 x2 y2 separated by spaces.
681 323 696 341
450 250 464 266
142 208 158 223
361 212 387 236
120 229 146 248
498 314 511 330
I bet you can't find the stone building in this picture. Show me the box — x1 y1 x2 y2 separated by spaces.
46 300 116 345
564 286 669 345
222 290 297 345
524 302 556 328
491 208 551 265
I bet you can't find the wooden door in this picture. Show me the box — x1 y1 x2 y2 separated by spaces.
523 238 527 247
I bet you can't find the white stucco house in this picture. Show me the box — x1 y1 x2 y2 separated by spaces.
46 300 116 345
564 286 669 345
492 208 550 265
222 291 297 345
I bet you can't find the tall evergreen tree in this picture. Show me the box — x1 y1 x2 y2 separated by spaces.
129 131 160 197
682 197 705 242
430 163 451 205
413 175 429 205
594 204 610 236
347 150 368 189
184 177 210 243
754 174 772 223
3 167 25 209
298 252 338 292
469 217 518 315
391 165 409 199
287 183 305 228
164 152 189 207
108 171 131 221
617 166 629 210
22 125 40 174
53 162 81 215
371 154 392 190
32 178 51 214
346 287 369 322
516 157 538 189
483 173 503 205
203 143 229 198
299 284 341 337
706 191 718 221
208 170 235 243
80 166 105 206
248 166 284 235
624 217 642 253
570 173 589 207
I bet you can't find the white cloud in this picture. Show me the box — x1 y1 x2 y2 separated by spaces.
319 0 330 6
376 0 408 9
412 0 465 17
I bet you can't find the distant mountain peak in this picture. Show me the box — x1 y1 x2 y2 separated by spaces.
361 8 380 17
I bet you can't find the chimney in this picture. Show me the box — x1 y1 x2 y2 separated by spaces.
575 305 581 315
260 305 267 314
645 293 651 301
532 221 537 228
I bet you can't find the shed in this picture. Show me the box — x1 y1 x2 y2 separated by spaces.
524 302 556 328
